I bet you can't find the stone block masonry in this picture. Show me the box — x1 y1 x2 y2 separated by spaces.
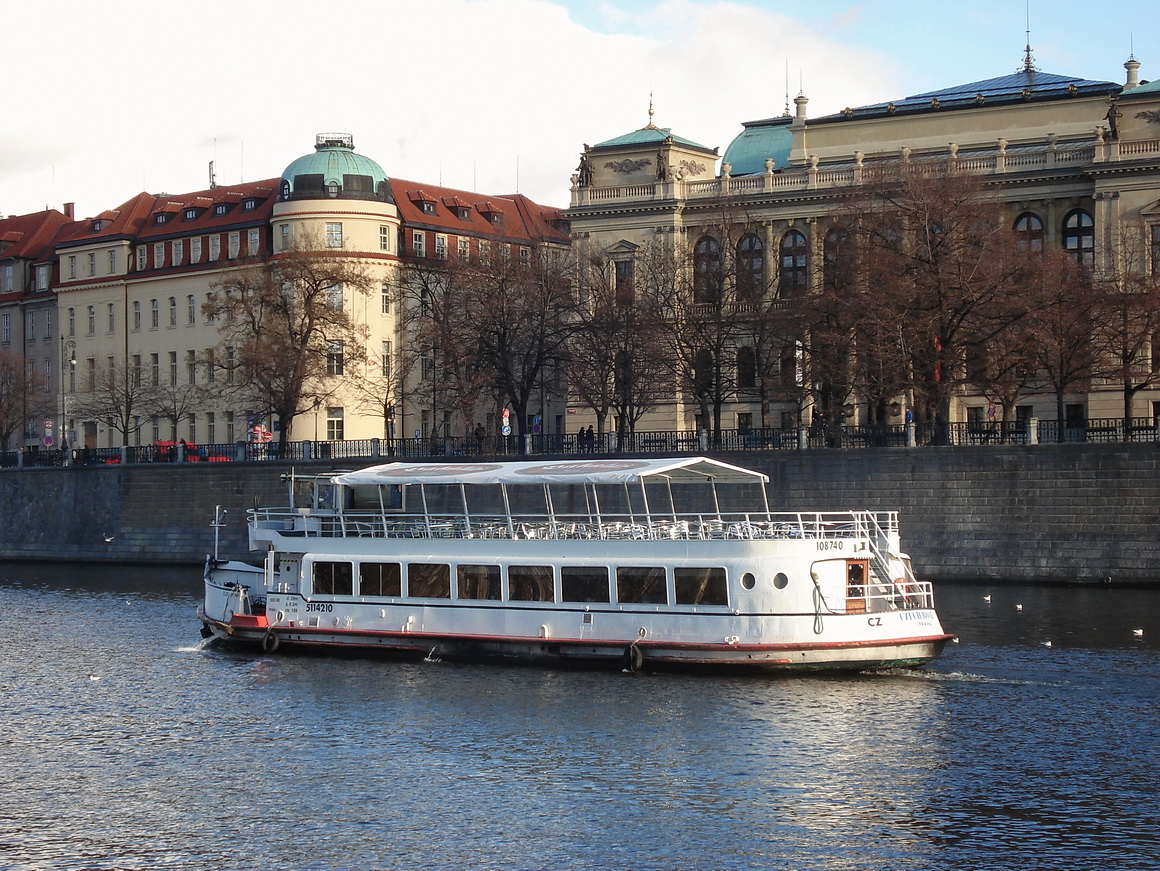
1 445 1157 584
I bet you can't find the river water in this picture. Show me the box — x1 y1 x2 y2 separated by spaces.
1 563 1157 871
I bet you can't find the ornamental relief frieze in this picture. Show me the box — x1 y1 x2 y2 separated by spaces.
605 158 653 174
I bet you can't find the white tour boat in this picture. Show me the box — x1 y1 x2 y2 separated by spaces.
198 457 954 672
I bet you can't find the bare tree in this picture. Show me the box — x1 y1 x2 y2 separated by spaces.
0 350 43 450
207 236 375 449
567 253 670 440
1091 241 1160 435
68 359 160 446
851 163 1030 443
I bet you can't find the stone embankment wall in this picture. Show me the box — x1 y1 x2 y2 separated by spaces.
0 444 1156 584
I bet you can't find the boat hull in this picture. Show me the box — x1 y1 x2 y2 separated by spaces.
198 603 953 673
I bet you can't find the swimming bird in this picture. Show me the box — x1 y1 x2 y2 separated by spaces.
983 595 992 603
89 674 101 681
1133 629 1144 637
1016 604 1023 611
1042 640 1052 648
103 534 115 543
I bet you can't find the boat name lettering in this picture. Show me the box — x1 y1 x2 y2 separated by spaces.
305 602 334 613
867 617 882 626
816 540 844 551
899 610 933 622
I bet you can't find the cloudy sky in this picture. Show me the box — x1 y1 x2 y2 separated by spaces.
1 0 1154 220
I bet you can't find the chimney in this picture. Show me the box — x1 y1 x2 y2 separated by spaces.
63 202 75 219
1125 57 1142 90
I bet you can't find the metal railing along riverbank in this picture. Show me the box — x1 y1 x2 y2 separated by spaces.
3 417 1158 470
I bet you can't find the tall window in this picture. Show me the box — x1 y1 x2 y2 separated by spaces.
248 229 260 256
1062 209 1094 266
168 297 177 327
88 253 97 276
614 259 634 306
68 308 75 337
326 407 345 440
172 240 183 265
191 238 202 263
326 222 343 248
150 353 160 386
153 243 164 268
823 226 856 292
150 299 159 329
412 230 425 257
186 350 197 385
68 255 77 279
227 231 240 259
108 250 118 274
435 234 448 259
87 306 96 335
187 295 196 325
132 302 141 331
380 225 391 251
1013 213 1045 252
381 341 392 378
381 282 391 315
326 284 343 310
736 234 764 304
106 303 115 333
326 340 345 376
693 236 722 304
209 235 221 260
169 351 178 387
736 346 757 390
279 224 290 252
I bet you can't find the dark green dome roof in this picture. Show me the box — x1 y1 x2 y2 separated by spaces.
279 134 393 203
722 116 793 176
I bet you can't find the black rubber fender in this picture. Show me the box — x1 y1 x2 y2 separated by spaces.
624 644 644 672
262 631 280 654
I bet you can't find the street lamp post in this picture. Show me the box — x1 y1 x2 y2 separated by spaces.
60 337 75 462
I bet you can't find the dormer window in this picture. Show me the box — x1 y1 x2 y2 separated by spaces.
92 219 107 232
155 214 170 225
214 204 228 216
185 208 199 220
421 201 437 215
456 207 471 220
242 198 257 211
327 182 340 198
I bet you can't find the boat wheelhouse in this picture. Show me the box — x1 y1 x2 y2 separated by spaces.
199 457 953 672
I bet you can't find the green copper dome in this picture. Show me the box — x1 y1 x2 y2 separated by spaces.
279 133 393 203
722 116 793 176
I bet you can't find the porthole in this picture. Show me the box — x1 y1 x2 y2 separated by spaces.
741 572 756 590
773 572 789 589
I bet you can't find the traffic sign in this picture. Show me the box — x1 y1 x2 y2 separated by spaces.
44 419 54 430
501 425 512 435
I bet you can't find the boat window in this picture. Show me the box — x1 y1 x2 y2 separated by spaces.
313 561 353 596
773 572 789 589
407 563 450 598
360 562 401 597
508 565 554 602
741 572 756 590
616 566 668 604
674 567 728 606
561 566 611 603
457 564 502 600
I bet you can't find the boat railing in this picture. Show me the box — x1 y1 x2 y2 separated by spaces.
249 508 901 543
840 577 936 614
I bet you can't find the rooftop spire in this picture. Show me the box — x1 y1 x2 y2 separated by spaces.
645 92 657 129
1020 0 1037 72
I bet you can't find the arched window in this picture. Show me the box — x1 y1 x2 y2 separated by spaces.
736 234 764 304
1013 213 1044 252
1062 209 1094 266
693 236 722 304
779 230 808 298
823 226 856 292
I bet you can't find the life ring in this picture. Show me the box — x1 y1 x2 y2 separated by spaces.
262 631 280 654
624 644 644 673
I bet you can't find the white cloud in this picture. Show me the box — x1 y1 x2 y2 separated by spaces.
0 0 899 219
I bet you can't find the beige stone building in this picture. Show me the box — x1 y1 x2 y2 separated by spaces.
37 134 567 452
565 57 1160 435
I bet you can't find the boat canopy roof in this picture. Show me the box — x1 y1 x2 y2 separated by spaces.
331 457 768 487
